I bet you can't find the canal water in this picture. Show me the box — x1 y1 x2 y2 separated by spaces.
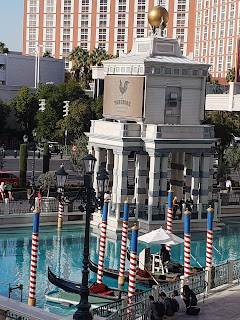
0 219 239 317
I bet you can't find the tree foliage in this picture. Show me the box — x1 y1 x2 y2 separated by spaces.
225 146 240 178
0 99 10 133
43 51 53 58
226 67 235 83
70 135 88 175
0 41 9 53
19 144 27 187
38 171 56 197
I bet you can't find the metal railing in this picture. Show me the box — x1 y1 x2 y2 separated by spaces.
211 261 229 288
0 281 23 302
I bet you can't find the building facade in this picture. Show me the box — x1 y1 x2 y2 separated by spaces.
23 0 240 77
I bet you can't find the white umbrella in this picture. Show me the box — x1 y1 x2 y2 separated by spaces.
138 227 184 245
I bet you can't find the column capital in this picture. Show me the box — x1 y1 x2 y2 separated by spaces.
192 152 201 157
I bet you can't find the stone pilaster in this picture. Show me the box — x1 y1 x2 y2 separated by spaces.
148 155 161 222
191 153 201 204
185 153 193 200
134 152 148 219
159 153 169 207
106 149 114 188
199 153 211 205
116 151 129 220
93 147 100 194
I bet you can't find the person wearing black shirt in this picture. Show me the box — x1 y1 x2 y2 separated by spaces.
182 285 197 307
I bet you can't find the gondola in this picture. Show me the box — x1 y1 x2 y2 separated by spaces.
48 267 126 301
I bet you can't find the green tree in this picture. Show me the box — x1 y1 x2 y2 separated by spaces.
0 41 9 53
226 67 235 83
43 51 53 58
68 47 90 87
0 99 10 133
225 145 240 179
91 95 103 119
13 86 39 136
89 47 112 66
38 171 56 197
58 100 94 138
70 135 88 175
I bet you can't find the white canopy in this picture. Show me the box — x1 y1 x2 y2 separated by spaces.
138 227 184 245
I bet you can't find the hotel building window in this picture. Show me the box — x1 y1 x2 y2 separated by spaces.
118 14 126 27
195 43 199 57
136 28 145 38
177 0 186 12
137 13 145 27
45 28 54 41
176 28 185 42
197 0 202 10
63 14 72 27
63 28 70 41
227 38 233 54
195 28 200 42
196 12 201 26
28 41 36 54
62 42 70 55
213 0 218 5
220 5 226 21
202 42 207 56
226 56 232 70
29 28 37 41
46 14 54 27
99 14 107 27
204 0 209 8
204 10 209 24
29 14 37 27
210 41 215 55
119 0 127 12
98 28 107 41
218 39 224 55
82 0 89 13
44 42 53 54
177 13 186 26
211 24 216 39
203 26 208 40
46 0 55 13
217 56 223 71
98 43 106 49
117 43 125 52
229 3 235 19
212 7 217 23
64 0 72 13
219 22 225 38
209 57 214 71
29 0 38 13
137 0 146 13
228 21 234 37
117 28 125 42
81 29 88 41
81 14 89 27
100 0 108 13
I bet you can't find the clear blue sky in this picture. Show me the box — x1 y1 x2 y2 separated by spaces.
0 0 23 52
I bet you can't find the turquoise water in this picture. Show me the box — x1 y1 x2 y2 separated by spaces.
0 219 239 317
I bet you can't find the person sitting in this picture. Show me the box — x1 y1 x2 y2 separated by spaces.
0 182 5 200
172 196 178 219
149 295 165 320
159 292 174 316
182 285 197 307
172 290 186 313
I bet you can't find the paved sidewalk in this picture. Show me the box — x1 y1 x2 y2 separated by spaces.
173 283 240 320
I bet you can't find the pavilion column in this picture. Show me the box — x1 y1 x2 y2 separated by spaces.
185 153 193 200
159 153 169 207
171 152 179 198
111 151 119 217
106 149 114 189
134 152 148 219
93 147 100 195
191 153 201 204
99 148 106 168
177 152 185 200
208 152 214 201
148 154 161 223
199 153 210 205
116 151 129 220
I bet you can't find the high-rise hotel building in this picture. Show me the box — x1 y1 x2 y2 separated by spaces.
23 0 240 77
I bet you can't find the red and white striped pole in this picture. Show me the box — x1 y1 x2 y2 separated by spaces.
28 207 40 306
118 200 130 286
57 195 64 229
206 206 214 269
128 224 139 308
97 200 108 283
184 210 191 277
166 185 173 252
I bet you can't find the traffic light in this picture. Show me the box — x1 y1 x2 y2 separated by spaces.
39 99 46 112
63 101 70 117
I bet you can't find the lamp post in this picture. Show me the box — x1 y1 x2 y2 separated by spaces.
56 165 68 228
23 134 28 144
73 154 109 320
31 130 37 187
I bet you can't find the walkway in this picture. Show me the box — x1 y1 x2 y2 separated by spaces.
174 282 240 320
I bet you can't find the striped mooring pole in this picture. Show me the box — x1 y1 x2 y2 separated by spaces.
97 200 109 283
128 223 139 307
206 206 214 269
184 210 191 277
57 189 63 228
166 185 173 252
118 200 130 286
28 208 40 306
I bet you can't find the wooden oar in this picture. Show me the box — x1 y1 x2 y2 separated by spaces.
137 258 160 286
213 245 227 260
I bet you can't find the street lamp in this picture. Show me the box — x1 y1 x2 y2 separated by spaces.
31 130 37 187
23 135 28 144
56 165 68 228
73 155 109 320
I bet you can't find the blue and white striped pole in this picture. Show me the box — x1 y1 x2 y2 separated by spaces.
184 210 191 277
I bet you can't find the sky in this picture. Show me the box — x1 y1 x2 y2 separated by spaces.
0 0 23 52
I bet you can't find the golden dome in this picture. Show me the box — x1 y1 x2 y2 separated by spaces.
148 6 169 29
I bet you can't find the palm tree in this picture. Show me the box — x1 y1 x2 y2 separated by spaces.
89 47 111 66
226 67 235 83
0 41 9 54
68 47 90 87
43 51 53 58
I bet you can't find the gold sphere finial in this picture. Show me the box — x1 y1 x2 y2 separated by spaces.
148 6 169 36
